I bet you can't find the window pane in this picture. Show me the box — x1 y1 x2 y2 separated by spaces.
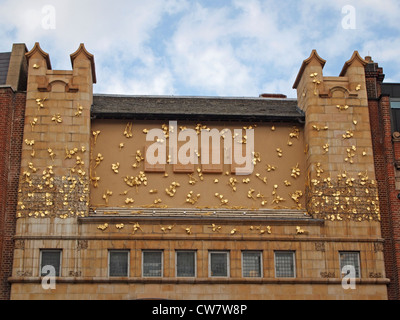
41 251 61 277
243 252 262 278
143 251 162 277
340 252 360 278
210 252 228 277
177 251 196 277
109 251 129 277
391 101 400 109
275 252 295 278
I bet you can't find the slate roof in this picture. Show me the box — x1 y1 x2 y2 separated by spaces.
0 52 11 85
91 94 304 123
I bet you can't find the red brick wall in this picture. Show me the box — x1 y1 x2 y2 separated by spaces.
0 87 26 300
366 63 400 300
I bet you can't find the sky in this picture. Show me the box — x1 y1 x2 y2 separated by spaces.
0 0 399 98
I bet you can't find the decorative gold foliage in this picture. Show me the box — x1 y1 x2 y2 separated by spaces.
125 198 135 205
48 148 56 161
289 127 300 139
102 190 113 204
345 146 357 164
124 172 148 189
51 114 63 124
266 164 276 172
250 225 272 235
92 131 101 144
307 171 380 222
228 177 238 192
336 105 349 111
209 224 222 233
75 104 83 117
116 223 125 230
166 182 180 197
132 150 144 168
215 193 229 205
296 226 308 235
94 153 104 168
322 143 330 154
291 163 301 179
132 222 143 235
111 163 120 174
186 191 200 205
312 125 329 132
30 118 38 131
124 123 133 138
255 173 267 184
310 73 321 96
36 98 46 111
97 223 109 231
342 130 354 140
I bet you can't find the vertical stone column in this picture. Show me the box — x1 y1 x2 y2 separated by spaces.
17 43 95 220
293 50 379 222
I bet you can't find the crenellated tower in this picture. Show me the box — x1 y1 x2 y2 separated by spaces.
294 50 379 222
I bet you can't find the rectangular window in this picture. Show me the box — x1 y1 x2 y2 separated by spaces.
209 251 229 277
242 251 263 278
275 251 296 278
176 251 196 278
391 99 400 133
109 250 129 277
339 252 361 278
143 251 163 277
40 250 62 277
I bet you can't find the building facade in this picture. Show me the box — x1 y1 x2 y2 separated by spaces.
364 56 400 300
0 42 394 299
0 44 27 300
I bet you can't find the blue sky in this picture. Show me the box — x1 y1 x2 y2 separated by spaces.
0 0 399 98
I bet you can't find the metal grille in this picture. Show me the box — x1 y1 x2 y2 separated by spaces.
242 252 262 278
40 250 61 277
143 251 163 277
275 252 295 278
210 252 229 277
340 252 360 278
109 251 129 277
176 251 196 277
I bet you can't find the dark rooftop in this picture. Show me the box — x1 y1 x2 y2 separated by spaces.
0 52 11 85
91 94 304 123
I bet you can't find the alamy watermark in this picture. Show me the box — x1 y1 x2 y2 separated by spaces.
342 5 356 30
41 265 56 290
341 265 357 290
41 5 56 30
145 121 255 175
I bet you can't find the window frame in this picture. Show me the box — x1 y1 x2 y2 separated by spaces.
175 250 197 278
390 98 400 133
209 251 230 278
339 251 361 279
142 250 164 278
274 251 296 279
108 250 130 278
242 251 263 278
40 249 62 277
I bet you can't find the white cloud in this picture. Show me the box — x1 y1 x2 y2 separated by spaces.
1 0 400 97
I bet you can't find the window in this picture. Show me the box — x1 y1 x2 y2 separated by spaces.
275 251 296 278
40 250 61 277
339 252 361 278
391 99 400 133
242 251 263 278
109 250 129 277
143 251 163 277
209 251 229 277
176 251 196 278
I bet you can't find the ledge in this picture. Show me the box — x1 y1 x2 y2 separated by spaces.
8 277 390 286
80 208 324 226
